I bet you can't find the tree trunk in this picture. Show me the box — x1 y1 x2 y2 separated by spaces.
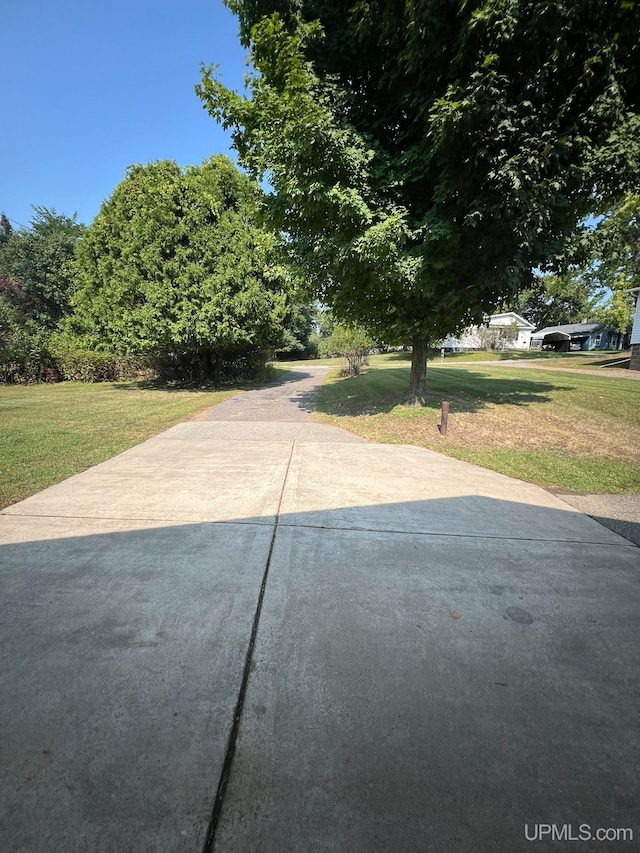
199 350 213 382
407 335 427 406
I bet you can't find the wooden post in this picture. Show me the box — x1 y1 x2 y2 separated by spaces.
439 401 449 436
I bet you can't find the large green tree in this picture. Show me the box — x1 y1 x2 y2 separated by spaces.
275 299 318 358
69 156 292 382
588 192 639 334
509 271 599 329
0 208 83 381
512 194 640 333
198 0 640 402
0 207 84 330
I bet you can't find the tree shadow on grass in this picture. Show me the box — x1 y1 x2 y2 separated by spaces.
374 351 412 363
313 366 573 417
112 367 310 395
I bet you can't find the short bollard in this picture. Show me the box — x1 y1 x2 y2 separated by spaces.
438 401 449 436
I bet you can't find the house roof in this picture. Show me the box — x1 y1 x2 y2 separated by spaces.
489 312 535 329
531 322 603 339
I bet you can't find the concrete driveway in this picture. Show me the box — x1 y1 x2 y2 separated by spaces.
1 368 638 852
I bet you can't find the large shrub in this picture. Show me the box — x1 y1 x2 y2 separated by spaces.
325 324 372 376
68 156 292 383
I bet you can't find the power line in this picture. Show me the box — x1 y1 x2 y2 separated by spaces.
1 213 29 230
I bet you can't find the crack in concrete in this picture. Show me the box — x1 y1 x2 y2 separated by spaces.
202 441 296 853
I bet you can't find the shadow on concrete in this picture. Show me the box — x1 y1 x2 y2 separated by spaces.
112 368 316 395
251 368 316 388
582 512 639 544
1 495 638 853
284 382 319 413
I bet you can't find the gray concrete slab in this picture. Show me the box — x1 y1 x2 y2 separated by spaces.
213 522 640 853
2 439 291 522
0 515 273 853
280 442 629 545
161 421 364 443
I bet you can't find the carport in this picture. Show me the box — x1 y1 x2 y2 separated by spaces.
530 322 604 351
531 329 571 351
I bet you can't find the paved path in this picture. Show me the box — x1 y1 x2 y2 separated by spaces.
1 369 638 853
554 492 640 546
451 358 640 379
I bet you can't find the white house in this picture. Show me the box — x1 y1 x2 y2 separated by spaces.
489 312 535 348
441 312 535 351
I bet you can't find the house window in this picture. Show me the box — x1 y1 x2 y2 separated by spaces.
594 334 602 347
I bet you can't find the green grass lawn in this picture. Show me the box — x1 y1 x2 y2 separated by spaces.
0 381 235 509
312 362 640 494
432 349 628 366
519 352 631 370
276 349 627 369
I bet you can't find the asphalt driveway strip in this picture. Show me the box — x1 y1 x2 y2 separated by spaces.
554 492 640 547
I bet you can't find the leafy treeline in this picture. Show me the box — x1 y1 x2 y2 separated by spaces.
1 183 636 384
199 0 639 401
509 192 640 333
0 156 309 383
67 155 293 382
0 208 84 381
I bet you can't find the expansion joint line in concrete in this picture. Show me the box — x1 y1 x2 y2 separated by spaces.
276 520 638 548
202 440 296 853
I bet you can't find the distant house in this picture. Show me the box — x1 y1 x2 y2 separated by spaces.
441 312 535 351
530 322 623 352
628 286 640 370
489 313 535 349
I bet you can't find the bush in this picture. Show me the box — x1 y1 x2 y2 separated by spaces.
50 344 151 383
0 305 52 383
0 357 46 384
1 335 271 387
325 324 373 376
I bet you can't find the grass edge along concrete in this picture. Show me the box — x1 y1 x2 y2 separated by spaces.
311 360 640 495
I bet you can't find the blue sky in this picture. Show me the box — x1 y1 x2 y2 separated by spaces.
1 0 248 230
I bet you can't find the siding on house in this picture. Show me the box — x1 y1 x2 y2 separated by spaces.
631 295 640 346
489 313 534 349
629 287 640 370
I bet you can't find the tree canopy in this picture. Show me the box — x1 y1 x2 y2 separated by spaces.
198 0 640 401
582 192 639 333
69 155 292 382
0 207 84 381
593 193 640 287
0 207 84 330
509 272 598 329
